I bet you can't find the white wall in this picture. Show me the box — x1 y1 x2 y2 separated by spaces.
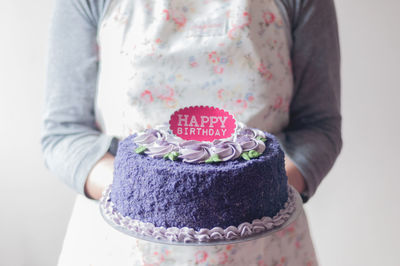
305 0 400 265
0 2 76 266
1 0 399 265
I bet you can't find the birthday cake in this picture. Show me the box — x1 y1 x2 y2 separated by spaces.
104 107 295 243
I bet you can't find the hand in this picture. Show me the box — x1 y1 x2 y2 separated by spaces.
84 152 115 200
285 156 306 194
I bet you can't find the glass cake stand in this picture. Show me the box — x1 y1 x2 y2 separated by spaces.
99 185 302 246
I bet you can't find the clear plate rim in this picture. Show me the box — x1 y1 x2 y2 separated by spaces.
99 185 302 246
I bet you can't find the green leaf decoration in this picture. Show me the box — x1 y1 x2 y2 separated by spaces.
168 151 180 161
241 151 251 161
256 136 267 142
248 150 261 159
212 155 222 163
164 151 180 161
135 146 147 154
206 154 222 163
205 158 213 163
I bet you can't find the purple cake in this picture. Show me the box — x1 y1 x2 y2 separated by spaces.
110 125 289 233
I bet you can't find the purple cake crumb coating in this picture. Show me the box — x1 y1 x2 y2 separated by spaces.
111 133 288 231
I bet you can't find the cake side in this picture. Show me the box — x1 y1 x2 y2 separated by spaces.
111 132 288 230
101 185 297 243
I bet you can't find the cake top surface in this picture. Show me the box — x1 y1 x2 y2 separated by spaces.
133 123 269 163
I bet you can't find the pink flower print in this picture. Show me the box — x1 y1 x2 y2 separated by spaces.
258 63 273 81
218 89 225 100
208 51 220 64
276 257 286 266
214 65 224 74
195 250 208 264
258 260 267 266
189 56 198 67
153 251 166 263
258 63 267 73
155 85 174 100
245 92 254 102
146 85 177 109
208 52 226 74
273 97 282 110
228 26 240 40
228 11 251 40
141 90 154 103
273 96 290 112
263 11 275 25
295 240 301 249
172 13 187 28
142 250 165 266
163 9 170 21
218 252 229 264
238 12 251 28
163 97 177 109
286 224 295 233
233 99 248 115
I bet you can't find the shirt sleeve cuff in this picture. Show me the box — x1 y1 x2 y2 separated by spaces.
73 134 114 195
275 133 318 200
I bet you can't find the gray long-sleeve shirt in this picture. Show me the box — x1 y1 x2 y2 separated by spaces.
42 0 342 199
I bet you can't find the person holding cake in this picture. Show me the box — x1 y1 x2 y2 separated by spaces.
42 0 341 264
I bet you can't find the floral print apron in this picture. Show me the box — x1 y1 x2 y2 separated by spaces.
95 0 293 138
58 0 318 265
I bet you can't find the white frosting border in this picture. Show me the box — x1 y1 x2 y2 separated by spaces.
100 186 297 243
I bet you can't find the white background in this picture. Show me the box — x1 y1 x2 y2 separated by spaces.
1 0 399 265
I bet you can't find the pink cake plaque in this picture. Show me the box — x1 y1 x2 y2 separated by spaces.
169 106 236 142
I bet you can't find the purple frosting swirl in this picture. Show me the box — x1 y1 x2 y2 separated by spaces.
134 129 165 145
237 135 266 154
132 124 269 162
145 139 179 158
237 127 265 139
179 141 212 163
212 140 243 161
